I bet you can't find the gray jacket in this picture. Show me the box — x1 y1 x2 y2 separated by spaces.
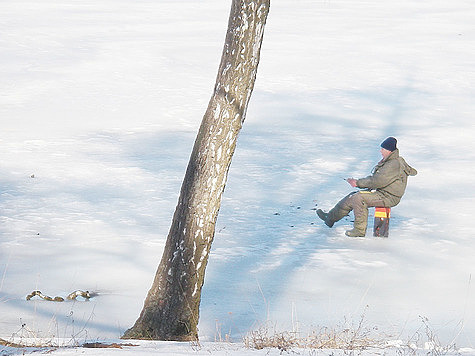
356 149 417 205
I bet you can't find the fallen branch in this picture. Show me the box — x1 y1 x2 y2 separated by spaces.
83 342 138 349
26 291 64 302
26 290 92 302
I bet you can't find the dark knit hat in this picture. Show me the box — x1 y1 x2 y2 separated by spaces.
381 137 397 151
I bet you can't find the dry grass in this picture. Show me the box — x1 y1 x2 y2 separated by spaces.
0 337 27 348
243 314 458 355
243 313 385 352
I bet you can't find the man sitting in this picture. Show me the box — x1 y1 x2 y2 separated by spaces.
317 137 417 237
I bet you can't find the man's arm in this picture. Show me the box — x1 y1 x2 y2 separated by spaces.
356 160 400 190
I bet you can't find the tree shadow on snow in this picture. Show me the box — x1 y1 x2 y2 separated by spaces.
0 81 424 340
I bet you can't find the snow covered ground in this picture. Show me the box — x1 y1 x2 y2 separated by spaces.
1 0 475 355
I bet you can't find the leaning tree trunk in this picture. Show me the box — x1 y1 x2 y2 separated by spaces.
122 0 270 341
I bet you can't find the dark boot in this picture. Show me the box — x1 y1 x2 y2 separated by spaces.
316 209 334 228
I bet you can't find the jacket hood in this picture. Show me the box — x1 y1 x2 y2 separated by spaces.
394 149 417 176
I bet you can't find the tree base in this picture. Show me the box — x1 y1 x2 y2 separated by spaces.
121 324 198 342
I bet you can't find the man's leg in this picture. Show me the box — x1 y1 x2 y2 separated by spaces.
328 192 358 222
346 191 385 237
317 191 358 227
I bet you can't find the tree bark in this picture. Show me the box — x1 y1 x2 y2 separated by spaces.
122 0 270 341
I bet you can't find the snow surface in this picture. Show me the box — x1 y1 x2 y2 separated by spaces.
1 0 475 355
